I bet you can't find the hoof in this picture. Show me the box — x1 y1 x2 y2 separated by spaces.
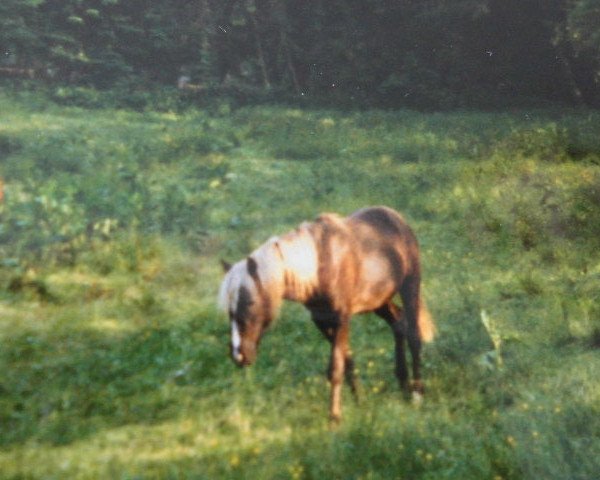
409 380 424 405
411 390 424 406
411 380 425 395
398 381 411 401
329 410 342 427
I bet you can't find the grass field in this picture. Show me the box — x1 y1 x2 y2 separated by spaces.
0 93 599 479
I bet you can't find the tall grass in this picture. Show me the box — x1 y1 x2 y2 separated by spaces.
0 94 599 479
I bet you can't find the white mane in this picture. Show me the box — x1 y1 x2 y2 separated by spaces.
218 237 286 317
218 226 319 316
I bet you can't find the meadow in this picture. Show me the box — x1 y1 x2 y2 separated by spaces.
0 92 599 479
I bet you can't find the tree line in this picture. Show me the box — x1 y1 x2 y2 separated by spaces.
1 0 600 108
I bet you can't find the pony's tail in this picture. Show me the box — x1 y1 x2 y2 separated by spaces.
418 300 436 343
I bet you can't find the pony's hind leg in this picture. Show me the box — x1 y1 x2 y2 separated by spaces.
375 302 409 394
400 276 424 398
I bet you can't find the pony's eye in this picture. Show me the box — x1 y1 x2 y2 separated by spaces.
230 311 247 325
234 318 247 333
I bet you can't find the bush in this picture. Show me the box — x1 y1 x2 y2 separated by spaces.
0 133 22 158
493 124 569 163
570 177 600 243
0 99 233 266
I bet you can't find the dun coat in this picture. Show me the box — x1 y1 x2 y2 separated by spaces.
219 206 435 422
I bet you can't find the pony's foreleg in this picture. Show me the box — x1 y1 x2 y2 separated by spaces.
312 316 360 402
375 303 409 394
343 355 360 401
329 317 350 423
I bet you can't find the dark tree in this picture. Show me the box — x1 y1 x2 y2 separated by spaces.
1 0 599 107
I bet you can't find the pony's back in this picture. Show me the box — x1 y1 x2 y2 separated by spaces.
350 206 416 250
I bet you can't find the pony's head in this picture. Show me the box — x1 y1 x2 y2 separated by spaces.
218 240 285 367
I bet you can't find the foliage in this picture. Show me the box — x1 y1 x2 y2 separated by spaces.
1 1 600 107
0 100 233 267
567 0 600 55
0 95 600 478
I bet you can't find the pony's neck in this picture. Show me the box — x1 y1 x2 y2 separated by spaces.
278 225 319 304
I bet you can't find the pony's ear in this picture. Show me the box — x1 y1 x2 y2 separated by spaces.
246 256 259 278
220 260 232 273
273 239 284 259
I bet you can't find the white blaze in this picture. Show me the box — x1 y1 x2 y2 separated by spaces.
231 320 243 362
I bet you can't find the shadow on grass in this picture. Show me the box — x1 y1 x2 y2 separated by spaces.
0 314 231 448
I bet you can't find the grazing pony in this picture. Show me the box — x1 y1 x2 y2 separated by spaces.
218 206 435 422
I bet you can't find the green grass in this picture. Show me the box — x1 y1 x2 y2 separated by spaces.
0 93 599 479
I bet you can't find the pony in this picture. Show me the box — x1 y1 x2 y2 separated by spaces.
218 206 435 422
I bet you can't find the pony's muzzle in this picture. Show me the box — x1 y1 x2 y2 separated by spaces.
232 350 245 367
231 345 254 367
230 342 245 366
231 345 256 367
